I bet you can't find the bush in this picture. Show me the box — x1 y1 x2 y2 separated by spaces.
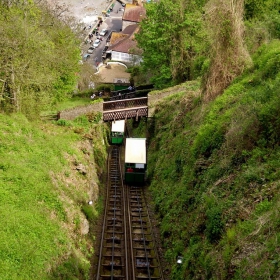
205 206 224 242
81 204 95 222
72 89 94 98
192 124 225 158
95 84 114 93
57 119 71 126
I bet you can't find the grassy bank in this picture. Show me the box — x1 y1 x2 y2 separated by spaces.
0 113 108 279
147 40 280 279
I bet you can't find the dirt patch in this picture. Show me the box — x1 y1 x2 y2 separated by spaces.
95 63 131 83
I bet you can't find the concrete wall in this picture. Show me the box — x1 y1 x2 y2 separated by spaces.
111 51 142 65
59 102 103 120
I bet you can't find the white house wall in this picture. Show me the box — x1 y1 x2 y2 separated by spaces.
111 51 142 65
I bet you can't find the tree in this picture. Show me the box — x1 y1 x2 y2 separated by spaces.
136 0 207 89
244 0 280 50
0 1 81 118
77 63 101 91
244 0 266 20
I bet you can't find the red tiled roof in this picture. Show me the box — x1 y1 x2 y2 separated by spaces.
108 25 142 54
110 32 129 45
122 4 146 23
122 24 139 35
111 38 140 54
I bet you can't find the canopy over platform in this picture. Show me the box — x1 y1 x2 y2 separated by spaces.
125 138 146 164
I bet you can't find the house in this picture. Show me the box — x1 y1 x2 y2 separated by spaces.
104 2 146 65
122 3 146 30
106 24 143 65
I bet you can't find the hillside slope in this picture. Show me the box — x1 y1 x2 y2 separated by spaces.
147 40 280 279
0 113 107 279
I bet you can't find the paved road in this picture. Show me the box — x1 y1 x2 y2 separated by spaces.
82 1 124 68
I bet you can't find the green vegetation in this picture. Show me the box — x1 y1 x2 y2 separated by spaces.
137 0 207 88
55 96 92 111
147 40 280 279
0 0 280 279
0 113 107 279
0 1 110 276
0 0 81 119
137 0 280 92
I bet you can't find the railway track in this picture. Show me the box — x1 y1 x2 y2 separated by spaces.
126 185 162 279
95 146 163 280
96 146 127 279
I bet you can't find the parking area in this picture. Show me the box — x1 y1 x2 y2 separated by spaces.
81 1 124 67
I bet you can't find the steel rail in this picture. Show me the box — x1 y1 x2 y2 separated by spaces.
125 181 136 280
96 147 113 279
95 123 163 279
128 186 163 280
133 187 152 279
96 146 127 279
142 190 164 280
110 171 118 279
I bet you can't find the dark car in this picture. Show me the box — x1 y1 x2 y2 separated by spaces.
87 46 95 54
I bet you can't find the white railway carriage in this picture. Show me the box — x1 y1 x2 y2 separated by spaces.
124 138 146 184
111 120 125 144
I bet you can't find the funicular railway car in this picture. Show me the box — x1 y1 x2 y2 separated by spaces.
111 120 125 144
124 138 146 184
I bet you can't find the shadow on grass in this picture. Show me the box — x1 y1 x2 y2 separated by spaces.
49 253 89 280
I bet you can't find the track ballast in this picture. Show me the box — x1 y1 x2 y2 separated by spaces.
95 146 163 280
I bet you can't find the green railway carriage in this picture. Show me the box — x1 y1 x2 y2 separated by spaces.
111 120 125 144
124 138 146 185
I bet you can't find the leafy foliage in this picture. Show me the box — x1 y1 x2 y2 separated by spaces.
136 0 207 89
205 204 224 242
147 40 280 279
0 1 80 119
136 0 279 94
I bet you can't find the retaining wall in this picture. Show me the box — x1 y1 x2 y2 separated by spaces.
59 102 103 120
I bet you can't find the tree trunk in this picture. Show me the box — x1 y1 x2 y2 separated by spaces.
10 66 20 112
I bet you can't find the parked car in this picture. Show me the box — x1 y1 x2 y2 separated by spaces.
87 46 95 54
99 29 108 36
106 30 116 42
93 39 101 48
83 54 90 61
102 46 109 53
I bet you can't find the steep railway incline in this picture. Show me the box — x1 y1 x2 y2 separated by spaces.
127 186 162 279
96 146 128 279
95 146 163 279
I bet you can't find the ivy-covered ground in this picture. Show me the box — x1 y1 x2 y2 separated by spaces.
144 40 280 279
